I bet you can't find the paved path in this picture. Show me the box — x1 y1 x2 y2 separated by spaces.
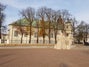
72 45 89 50
0 48 89 67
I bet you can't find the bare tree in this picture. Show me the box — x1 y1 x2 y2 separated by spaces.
76 21 89 44
61 9 71 22
37 21 39 43
52 9 69 44
84 24 89 42
51 11 58 44
18 19 23 44
71 18 77 34
20 7 35 43
70 18 78 44
14 19 24 44
45 8 53 43
37 7 46 44
0 3 6 41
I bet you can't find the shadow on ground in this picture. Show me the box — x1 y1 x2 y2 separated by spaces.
84 42 89 46
59 63 69 67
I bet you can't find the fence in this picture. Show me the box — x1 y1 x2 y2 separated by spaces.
10 40 55 44
1 39 7 44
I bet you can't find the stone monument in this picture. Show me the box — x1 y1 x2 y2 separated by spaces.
54 31 72 49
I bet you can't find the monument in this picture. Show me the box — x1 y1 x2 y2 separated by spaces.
54 31 72 49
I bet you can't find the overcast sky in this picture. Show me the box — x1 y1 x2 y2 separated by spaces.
0 0 89 25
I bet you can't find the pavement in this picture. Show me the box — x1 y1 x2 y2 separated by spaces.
0 48 89 67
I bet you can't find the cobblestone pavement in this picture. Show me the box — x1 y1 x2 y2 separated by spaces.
0 48 89 67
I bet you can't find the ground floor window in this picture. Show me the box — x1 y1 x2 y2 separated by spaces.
34 32 37 37
50 33 53 38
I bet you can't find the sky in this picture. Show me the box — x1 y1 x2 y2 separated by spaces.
0 0 89 25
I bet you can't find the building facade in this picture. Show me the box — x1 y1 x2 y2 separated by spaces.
7 19 73 45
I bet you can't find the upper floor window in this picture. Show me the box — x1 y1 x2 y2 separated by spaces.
14 31 18 37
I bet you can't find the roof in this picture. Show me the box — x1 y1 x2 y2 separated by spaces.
9 19 29 26
9 18 64 30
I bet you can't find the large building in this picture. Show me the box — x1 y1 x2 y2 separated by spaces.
7 18 73 45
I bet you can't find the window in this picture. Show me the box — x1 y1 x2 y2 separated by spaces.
14 31 18 37
50 33 53 38
34 32 37 37
66 26 68 29
24 33 28 37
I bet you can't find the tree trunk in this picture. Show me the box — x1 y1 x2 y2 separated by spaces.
41 18 45 44
49 21 51 44
55 29 57 44
37 22 39 43
29 24 32 43
37 33 39 43
11 28 13 43
21 33 23 44
53 22 57 44
43 34 45 44
86 34 87 41
0 28 1 39
0 23 1 41
0 25 1 44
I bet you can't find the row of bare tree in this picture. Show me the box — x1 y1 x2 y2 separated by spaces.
18 7 73 44
19 7 89 44
0 3 6 41
75 21 89 44
1 2 89 44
